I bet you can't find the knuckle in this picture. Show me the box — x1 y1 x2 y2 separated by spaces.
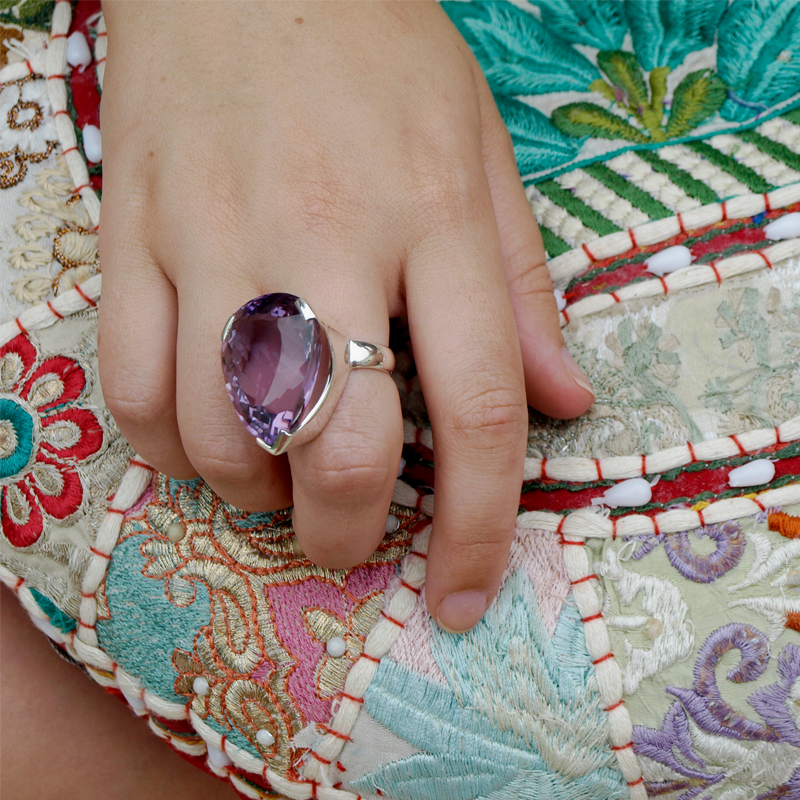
302 442 394 502
442 377 527 446
507 257 554 303
188 447 262 490
409 153 481 233
102 373 170 433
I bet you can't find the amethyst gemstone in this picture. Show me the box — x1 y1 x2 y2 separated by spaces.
221 293 332 449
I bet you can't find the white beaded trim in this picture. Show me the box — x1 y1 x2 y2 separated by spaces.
548 181 800 287
522 417 800 482
518 480 800 539
561 533 645 800
405 417 800 486
558 236 800 327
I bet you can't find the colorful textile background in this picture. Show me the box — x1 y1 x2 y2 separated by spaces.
2 2 800 800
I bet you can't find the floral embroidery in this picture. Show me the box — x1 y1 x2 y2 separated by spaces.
98 474 419 776
442 1 800 181
0 25 23 68
0 333 102 547
352 571 628 800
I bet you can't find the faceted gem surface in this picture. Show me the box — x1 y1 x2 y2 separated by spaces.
221 293 332 448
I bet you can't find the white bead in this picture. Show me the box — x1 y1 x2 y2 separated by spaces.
325 636 347 658
787 569 800 589
206 743 231 769
591 477 654 509
645 245 693 276
166 522 185 543
397 457 406 477
728 459 776 488
67 31 92 71
764 212 800 241
81 124 102 163
554 289 567 311
644 617 663 640
385 513 399 533
193 677 209 696
256 729 275 747
118 684 147 715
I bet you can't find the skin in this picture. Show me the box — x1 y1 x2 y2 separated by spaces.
97 1 595 634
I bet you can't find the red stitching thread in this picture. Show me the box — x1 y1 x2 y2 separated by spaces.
582 243 596 261
605 699 625 712
47 74 66 80
562 308 570 324
710 262 723 284
687 441 697 462
570 573 598 586
677 212 687 234
14 317 27 335
400 580 421 595
80 591 95 599
50 33 66 39
360 653 381 664
61 145 78 155
24 60 33 74
754 498 766 512
540 457 548 480
410 550 428 560
78 619 95 629
611 741 634 751
776 426 783 445
628 228 637 248
582 612 603 623
609 291 621 303
54 109 70 118
380 611 405 629
130 459 153 470
14 576 23 591
641 454 647 475
95 57 106 65
73 183 90 193
596 460 604 481
764 193 772 213
340 692 364 704
592 653 614 665
652 518 661 536
108 508 125 516
336 762 346 772
556 516 567 535
612 518 618 541
46 301 63 320
658 276 669 296
310 752 332 766
730 435 746 456
757 250 773 269
89 547 111 560
627 777 645 788
697 509 706 527
74 284 97 306
317 725 351 742
721 201 728 221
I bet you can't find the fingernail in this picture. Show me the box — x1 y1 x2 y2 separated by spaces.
435 591 489 634
561 347 595 399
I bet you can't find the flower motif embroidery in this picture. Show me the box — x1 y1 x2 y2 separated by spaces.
0 334 103 547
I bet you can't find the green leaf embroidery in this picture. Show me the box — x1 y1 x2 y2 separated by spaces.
649 66 671 117
665 69 727 138
551 102 649 143
597 51 649 112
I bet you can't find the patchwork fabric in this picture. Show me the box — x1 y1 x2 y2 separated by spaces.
3 2 800 800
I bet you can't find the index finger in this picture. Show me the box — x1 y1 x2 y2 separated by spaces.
405 175 528 634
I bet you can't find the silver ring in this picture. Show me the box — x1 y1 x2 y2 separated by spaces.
221 293 394 456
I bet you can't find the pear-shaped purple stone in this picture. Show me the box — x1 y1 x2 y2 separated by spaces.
221 293 332 449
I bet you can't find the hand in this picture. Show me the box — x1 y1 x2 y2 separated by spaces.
98 1 594 633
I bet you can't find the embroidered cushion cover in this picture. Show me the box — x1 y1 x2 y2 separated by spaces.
4 1 800 798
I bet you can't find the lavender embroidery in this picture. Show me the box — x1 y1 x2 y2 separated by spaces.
629 521 745 583
634 624 800 799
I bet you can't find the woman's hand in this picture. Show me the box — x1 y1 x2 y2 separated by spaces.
98 1 594 633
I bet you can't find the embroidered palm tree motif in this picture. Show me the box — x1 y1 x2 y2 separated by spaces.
552 52 726 144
